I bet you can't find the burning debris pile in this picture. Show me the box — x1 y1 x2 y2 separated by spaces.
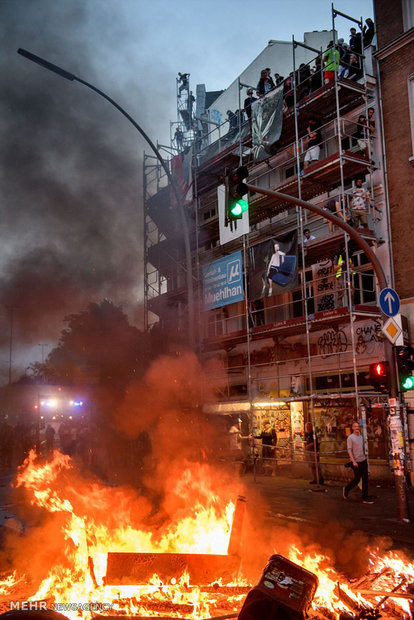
0 451 413 620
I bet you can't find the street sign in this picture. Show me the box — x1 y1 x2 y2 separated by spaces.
379 287 400 317
382 316 402 345
202 251 244 310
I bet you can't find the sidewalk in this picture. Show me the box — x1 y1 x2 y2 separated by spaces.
240 471 414 556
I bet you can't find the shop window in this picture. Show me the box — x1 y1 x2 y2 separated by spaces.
313 402 388 459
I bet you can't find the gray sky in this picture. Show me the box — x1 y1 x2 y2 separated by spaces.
0 0 373 382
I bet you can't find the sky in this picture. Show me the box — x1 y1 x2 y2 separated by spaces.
0 0 374 383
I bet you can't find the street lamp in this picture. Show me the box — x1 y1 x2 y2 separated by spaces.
17 48 195 348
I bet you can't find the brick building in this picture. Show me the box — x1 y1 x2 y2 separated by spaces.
374 0 414 322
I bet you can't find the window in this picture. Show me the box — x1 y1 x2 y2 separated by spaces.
206 309 225 338
352 252 376 304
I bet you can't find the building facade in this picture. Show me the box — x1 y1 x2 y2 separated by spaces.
144 6 412 480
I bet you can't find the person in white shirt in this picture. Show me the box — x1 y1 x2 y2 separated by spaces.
343 421 374 503
303 229 316 243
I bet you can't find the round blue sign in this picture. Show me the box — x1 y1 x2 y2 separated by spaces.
379 288 400 317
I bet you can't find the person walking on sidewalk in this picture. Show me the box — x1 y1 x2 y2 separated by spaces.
343 421 374 503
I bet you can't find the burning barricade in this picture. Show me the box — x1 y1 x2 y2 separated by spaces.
0 450 413 620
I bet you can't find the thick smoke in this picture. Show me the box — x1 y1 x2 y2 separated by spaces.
0 0 176 380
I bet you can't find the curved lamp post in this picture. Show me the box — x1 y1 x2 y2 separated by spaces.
17 48 195 348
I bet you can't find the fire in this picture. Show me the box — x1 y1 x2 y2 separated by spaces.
2 450 244 619
0 450 413 620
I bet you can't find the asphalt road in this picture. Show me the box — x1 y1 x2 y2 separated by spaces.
239 469 414 570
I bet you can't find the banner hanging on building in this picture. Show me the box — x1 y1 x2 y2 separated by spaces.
311 259 335 312
248 232 298 301
202 251 244 310
170 147 193 205
251 87 284 162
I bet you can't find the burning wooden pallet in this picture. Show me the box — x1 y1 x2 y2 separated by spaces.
104 496 246 587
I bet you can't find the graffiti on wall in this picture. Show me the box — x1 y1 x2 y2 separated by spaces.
317 320 382 359
312 259 335 312
317 329 348 358
355 320 382 355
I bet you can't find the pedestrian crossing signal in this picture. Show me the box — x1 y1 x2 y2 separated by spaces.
368 361 390 393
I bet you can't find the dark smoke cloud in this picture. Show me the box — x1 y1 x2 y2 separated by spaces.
0 0 177 380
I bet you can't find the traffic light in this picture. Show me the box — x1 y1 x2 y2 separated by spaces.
369 361 390 393
225 166 249 225
396 346 414 392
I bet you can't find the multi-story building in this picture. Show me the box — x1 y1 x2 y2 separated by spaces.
144 6 411 479
374 0 414 377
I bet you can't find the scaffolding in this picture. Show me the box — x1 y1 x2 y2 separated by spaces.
143 6 399 473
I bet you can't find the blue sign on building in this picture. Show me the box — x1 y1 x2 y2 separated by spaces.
379 287 400 317
202 251 244 310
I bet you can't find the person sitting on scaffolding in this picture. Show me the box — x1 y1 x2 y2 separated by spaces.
348 54 363 81
303 119 322 172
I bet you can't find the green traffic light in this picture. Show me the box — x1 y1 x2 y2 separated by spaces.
230 198 249 217
402 375 414 390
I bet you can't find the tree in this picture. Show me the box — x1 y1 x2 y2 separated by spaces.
34 300 149 389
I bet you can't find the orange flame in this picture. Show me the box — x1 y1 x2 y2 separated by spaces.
0 450 413 620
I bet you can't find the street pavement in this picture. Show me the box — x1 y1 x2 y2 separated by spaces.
240 469 414 561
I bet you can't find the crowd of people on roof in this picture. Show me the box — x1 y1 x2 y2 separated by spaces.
238 19 377 240
176 19 375 154
238 18 375 124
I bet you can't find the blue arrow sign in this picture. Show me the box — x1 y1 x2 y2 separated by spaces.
379 287 400 317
